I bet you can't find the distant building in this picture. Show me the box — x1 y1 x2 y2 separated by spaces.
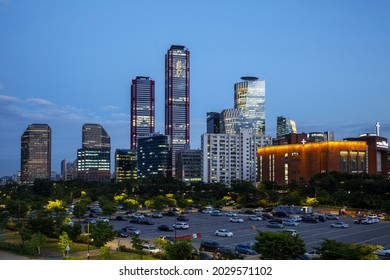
165 45 190 176
276 116 297 138
115 149 137 182
20 124 51 182
220 108 240 134
77 124 111 182
176 148 201 185
61 159 77 181
137 134 172 178
206 112 221 134
273 133 308 146
130 76 155 150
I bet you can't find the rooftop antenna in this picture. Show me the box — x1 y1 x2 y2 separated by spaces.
375 122 380 136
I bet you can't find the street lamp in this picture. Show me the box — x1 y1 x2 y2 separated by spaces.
87 221 90 260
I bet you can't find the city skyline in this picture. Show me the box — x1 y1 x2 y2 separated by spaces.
1 0 389 177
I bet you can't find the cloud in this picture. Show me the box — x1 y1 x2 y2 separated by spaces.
0 94 18 103
26 98 54 107
101 105 121 111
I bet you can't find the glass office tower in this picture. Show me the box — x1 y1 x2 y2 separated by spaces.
165 45 190 176
20 124 51 182
130 76 155 150
276 116 297 138
234 76 265 135
77 123 111 182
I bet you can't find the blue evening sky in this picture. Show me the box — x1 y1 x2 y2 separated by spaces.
0 0 389 177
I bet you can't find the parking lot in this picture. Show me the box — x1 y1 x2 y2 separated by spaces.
103 210 390 258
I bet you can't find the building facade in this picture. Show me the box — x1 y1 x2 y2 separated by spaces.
77 123 111 182
257 141 368 186
130 76 155 150
234 77 266 135
201 129 272 186
20 124 51 182
165 45 190 176
137 134 171 178
206 112 221 134
276 116 297 138
115 149 138 182
61 159 77 181
176 148 201 185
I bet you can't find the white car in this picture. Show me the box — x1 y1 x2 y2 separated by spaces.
282 219 299 227
248 215 262 221
202 209 212 214
375 246 390 257
229 217 244 223
172 222 189 229
304 250 321 259
215 229 233 237
97 217 109 222
330 222 349 228
211 210 222 216
225 212 238 217
132 213 145 219
281 229 298 237
142 244 161 254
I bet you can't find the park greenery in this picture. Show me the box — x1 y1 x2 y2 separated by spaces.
0 171 389 259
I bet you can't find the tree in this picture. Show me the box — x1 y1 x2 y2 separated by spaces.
253 230 306 260
165 240 194 260
58 231 72 258
29 232 48 256
315 239 382 260
131 234 148 260
90 221 115 248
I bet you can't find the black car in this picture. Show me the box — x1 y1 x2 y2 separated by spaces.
139 219 154 225
177 215 189 221
214 247 244 260
115 215 128 221
199 240 223 252
115 230 130 238
260 213 274 220
158 224 175 231
273 211 289 218
301 215 319 223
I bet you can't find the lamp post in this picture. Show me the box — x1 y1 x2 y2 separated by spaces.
87 221 90 260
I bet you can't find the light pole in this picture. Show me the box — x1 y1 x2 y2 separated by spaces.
87 221 90 260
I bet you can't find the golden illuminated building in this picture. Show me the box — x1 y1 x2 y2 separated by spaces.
257 141 368 186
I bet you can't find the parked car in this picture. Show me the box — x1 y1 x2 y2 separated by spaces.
158 224 175 231
202 209 213 214
151 212 163 218
121 226 141 235
97 217 109 222
266 221 284 228
325 214 339 220
172 222 189 229
330 222 349 228
142 244 161 254
84 218 96 224
225 212 238 217
254 207 264 212
304 250 321 259
280 229 298 237
248 215 262 221
115 230 130 238
316 215 327 222
229 217 244 223
282 219 299 227
301 215 319 223
211 210 222 216
260 213 274 220
240 209 256 215
199 240 223 252
132 213 145 219
176 215 189 221
214 247 244 260
375 246 390 257
273 211 289 218
198 252 213 260
139 219 155 225
354 218 374 224
215 229 234 237
234 243 257 255
115 215 128 221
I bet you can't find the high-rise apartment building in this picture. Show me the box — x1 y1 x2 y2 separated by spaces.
276 116 297 138
77 123 111 182
234 77 266 135
130 76 155 150
20 124 51 182
115 149 137 182
201 129 272 186
165 45 190 176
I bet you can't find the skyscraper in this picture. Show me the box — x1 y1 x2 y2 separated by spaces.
276 116 297 138
77 123 111 182
20 124 51 182
115 149 137 182
234 76 265 134
130 76 155 150
165 45 190 176
207 112 221 134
